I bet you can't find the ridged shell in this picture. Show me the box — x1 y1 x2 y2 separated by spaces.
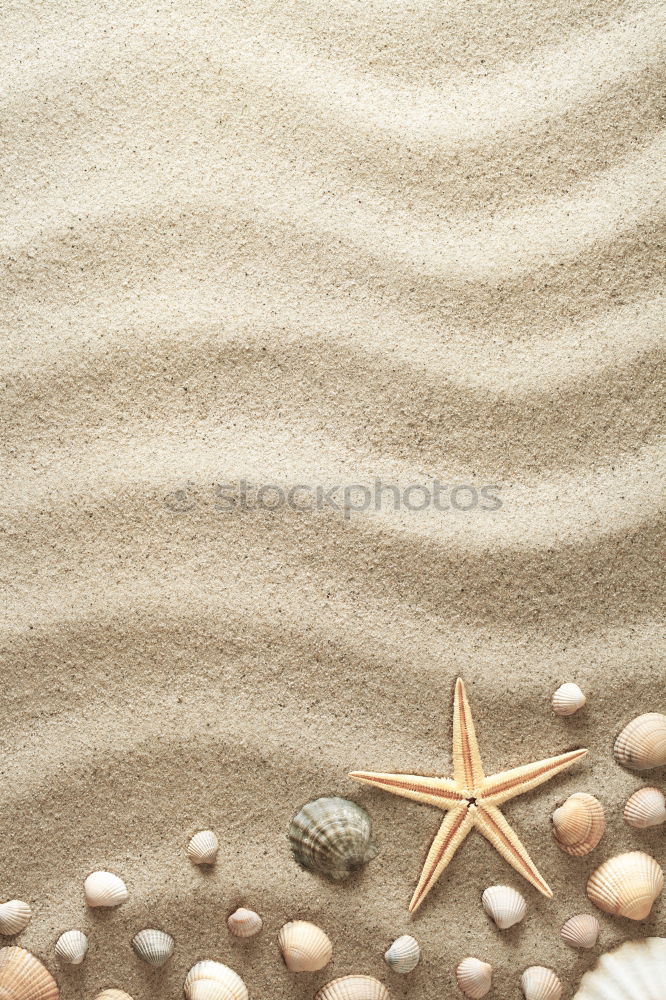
226 908 262 938
84 871 128 908
314 977 390 1000
383 935 420 974
0 903 32 937
455 957 492 998
95 993 133 1000
54 931 89 965
277 920 332 972
289 797 378 880
552 683 586 716
183 961 248 1000
573 937 666 1000
587 851 664 920
131 929 174 967
624 787 666 829
481 885 527 929
560 915 600 950
0 947 60 1000
614 714 666 770
187 831 219 866
521 967 562 1000
552 793 605 856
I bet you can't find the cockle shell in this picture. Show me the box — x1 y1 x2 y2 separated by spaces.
481 885 527 929
614 714 666 770
573 936 666 1000
560 914 600 950
455 957 492 998
384 935 420 974
131 929 174 967
96 993 133 1000
289 797 379 880
0 903 32 937
521 967 562 1000
552 793 605 856
624 787 666 829
227 908 262 938
54 930 89 965
183 961 248 1000
314 977 390 1000
277 920 332 972
552 683 586 716
587 851 664 920
84 871 128 908
0 947 60 1000
187 831 219 866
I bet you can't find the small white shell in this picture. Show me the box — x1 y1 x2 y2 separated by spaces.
55 930 89 965
586 851 664 920
96 994 133 1000
552 683 586 716
227 908 262 938
277 920 332 972
314 977 390 1000
481 885 527 929
187 831 219 866
183 960 248 1000
132 929 174 967
84 871 128 908
456 956 492 998
623 787 666 829
614 713 666 770
521 966 562 1000
0 902 32 936
560 914 600 949
384 935 420 974
552 793 605 856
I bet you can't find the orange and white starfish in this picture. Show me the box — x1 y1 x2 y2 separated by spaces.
350 678 588 913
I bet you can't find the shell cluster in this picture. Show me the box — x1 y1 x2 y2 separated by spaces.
552 793 605 856
586 851 663 920
0 902 32 937
521 966 562 1000
383 935 420 974
227 908 262 939
614 713 666 770
314 977 390 1000
560 914 600 950
131 929 174 967
456 957 492 998
187 831 219 866
84 871 128 909
481 885 526 929
54 930 89 965
184 961 248 1000
552 683 586 716
289 797 378 881
573 937 666 1000
623 787 666 829
277 920 332 972
0 947 60 1000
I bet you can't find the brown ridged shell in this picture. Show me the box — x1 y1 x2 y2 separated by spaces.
0 948 59 1000
552 793 605 856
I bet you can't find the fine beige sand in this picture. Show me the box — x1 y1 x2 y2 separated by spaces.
1 1 665 998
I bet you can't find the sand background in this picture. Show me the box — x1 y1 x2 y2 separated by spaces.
1 1 665 998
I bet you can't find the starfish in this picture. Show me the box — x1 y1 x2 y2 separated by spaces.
350 678 588 913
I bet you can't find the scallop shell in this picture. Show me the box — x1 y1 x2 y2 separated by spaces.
226 908 262 938
384 935 420 974
0 903 32 937
131 929 174 967
560 914 600 950
187 831 219 866
552 793 605 856
183 961 248 1000
521 967 562 1000
573 936 666 1000
314 977 390 1000
481 885 527 929
455 957 492 998
83 871 128 908
552 683 586 716
277 920 332 972
624 787 666 829
54 930 89 965
0 947 60 1000
289 797 378 880
614 713 666 770
95 993 133 1000
587 851 664 920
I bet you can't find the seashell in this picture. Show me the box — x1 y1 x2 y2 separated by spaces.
383 935 420 974
0 902 32 937
552 683 586 716
187 831 219 866
84 871 128 908
455 956 492 998
54 930 89 965
572 936 666 1000
521 966 562 1000
277 920 332 972
481 885 527 929
587 851 664 920
560 914 600 950
623 787 666 829
289 796 378 881
614 713 666 770
227 908 262 938
314 976 390 1000
552 793 605 856
183 961 248 1000
96 994 133 1000
0 946 60 1000
131 929 174 967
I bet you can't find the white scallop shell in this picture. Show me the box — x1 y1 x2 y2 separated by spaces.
552 793 605 856
560 914 600 950
614 714 666 770
183 961 248 1000
521 966 562 1000
187 831 219 866
481 885 527 929
84 871 128 908
132 929 174 967
277 920 332 972
624 787 666 829
0 902 32 936
573 937 666 1000
314 977 390 1000
456 956 492 998
55 930 89 965
96 993 134 1000
384 935 420 974
227 908 262 938
587 851 664 920
552 683 586 716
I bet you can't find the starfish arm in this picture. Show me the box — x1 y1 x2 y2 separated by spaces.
409 805 474 913
474 803 553 897
481 748 588 805
452 678 485 789
349 770 464 809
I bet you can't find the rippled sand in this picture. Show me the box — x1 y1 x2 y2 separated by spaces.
1 1 665 998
